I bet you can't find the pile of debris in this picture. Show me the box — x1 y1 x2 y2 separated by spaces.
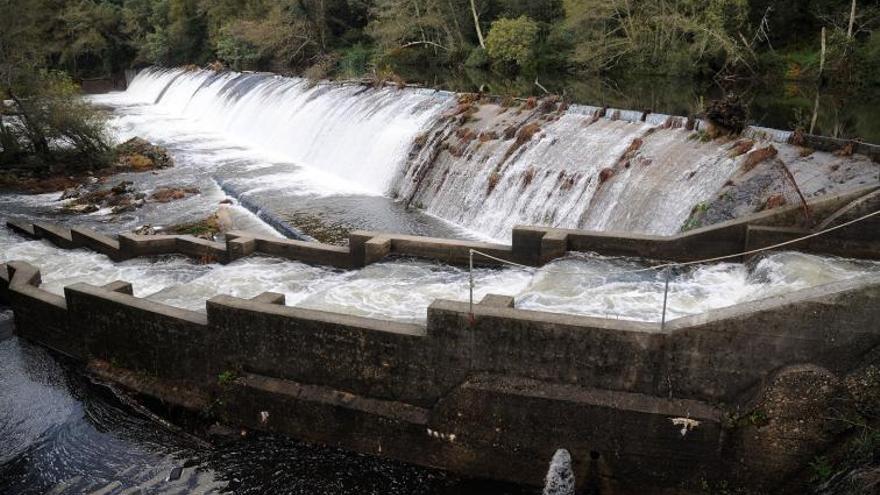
114 137 174 171
58 181 199 215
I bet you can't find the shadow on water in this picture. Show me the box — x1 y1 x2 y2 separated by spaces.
397 66 880 144
0 333 531 495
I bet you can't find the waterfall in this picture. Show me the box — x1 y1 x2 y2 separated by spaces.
123 68 453 195
118 68 856 242
391 103 748 239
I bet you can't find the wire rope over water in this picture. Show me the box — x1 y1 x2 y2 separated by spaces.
466 208 880 325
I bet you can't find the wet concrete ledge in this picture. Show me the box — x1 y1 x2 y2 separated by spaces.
1 253 878 492
4 184 879 274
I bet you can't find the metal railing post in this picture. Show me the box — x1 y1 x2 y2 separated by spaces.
661 265 671 330
468 249 475 321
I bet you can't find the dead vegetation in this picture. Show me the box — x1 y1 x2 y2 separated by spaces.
486 171 502 195
599 167 615 183
742 145 779 172
728 139 756 158
149 186 200 203
499 122 542 165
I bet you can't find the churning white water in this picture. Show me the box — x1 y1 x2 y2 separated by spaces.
3 227 877 324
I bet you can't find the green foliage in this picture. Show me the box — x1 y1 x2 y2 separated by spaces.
485 16 540 70
1 71 113 170
215 27 262 71
561 0 752 75
5 0 880 96
464 47 489 68
682 201 710 231
854 32 880 86
217 369 238 386
338 43 376 77
810 456 835 483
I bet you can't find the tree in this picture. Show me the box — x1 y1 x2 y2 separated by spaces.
368 0 467 55
470 0 486 48
485 15 539 69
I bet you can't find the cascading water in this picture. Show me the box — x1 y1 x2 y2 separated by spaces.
114 68 877 242
393 112 742 238
121 68 453 195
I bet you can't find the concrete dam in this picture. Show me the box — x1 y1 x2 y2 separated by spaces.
1 68 880 494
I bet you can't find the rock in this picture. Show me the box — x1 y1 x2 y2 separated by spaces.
115 137 174 171
219 198 233 205
62 204 99 214
112 203 136 214
58 187 82 201
599 167 615 183
729 139 755 158
166 466 183 482
111 181 134 195
133 225 156 236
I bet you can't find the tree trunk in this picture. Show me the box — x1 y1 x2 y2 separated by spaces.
470 0 485 49
848 0 857 39
7 89 49 157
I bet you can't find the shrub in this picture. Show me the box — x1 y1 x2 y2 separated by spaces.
215 26 261 71
1 70 113 171
465 47 489 68
485 16 540 70
339 43 375 78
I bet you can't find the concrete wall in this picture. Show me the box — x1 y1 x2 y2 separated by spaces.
2 186 878 492
4 185 878 278
4 255 879 492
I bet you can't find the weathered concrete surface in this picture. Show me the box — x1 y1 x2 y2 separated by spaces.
3 255 878 493
226 231 350 267
0 307 13 342
664 275 880 402
71 227 126 261
65 283 210 379
1 187 878 493
4 183 879 274
0 262 9 304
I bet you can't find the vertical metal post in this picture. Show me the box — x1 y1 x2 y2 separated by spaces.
468 249 475 318
661 265 671 330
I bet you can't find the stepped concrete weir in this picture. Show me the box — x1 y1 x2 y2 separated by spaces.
1 187 879 493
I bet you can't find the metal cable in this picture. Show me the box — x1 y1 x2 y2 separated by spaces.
466 207 880 323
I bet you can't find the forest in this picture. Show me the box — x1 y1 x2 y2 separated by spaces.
2 0 879 85
2 0 880 172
